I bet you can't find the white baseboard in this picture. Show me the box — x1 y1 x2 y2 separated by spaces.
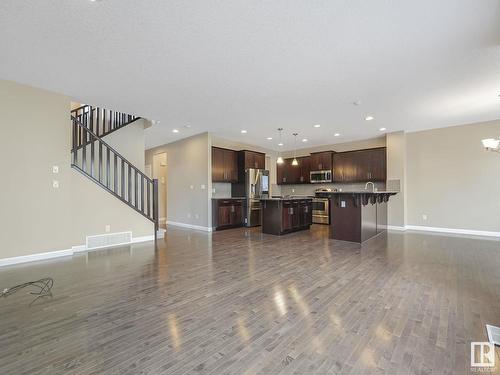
166 221 213 232
388 224 500 238
0 233 156 267
405 225 500 238
387 225 407 231
0 248 73 267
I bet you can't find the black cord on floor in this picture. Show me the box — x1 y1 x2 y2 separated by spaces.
1 277 54 305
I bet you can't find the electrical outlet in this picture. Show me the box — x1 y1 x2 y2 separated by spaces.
201 184 206 190
105 225 111 233
292 188 295 193
341 200 346 208
422 214 428 221
52 165 59 174
52 180 59 189
190 185 194 190
212 188 216 193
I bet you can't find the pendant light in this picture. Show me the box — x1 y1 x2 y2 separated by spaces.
276 128 284 164
292 133 299 166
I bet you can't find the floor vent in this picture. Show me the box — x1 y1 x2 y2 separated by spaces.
86 231 133 250
487 325 500 345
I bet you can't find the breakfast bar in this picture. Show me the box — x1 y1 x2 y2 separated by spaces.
321 191 398 243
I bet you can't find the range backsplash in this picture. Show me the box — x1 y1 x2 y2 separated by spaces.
277 182 386 196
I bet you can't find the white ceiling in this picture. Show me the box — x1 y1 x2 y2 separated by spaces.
1 1 500 151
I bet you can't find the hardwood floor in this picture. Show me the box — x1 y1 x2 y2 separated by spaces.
0 225 499 374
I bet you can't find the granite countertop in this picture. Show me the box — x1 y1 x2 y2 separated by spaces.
211 197 246 200
317 190 399 195
261 197 313 201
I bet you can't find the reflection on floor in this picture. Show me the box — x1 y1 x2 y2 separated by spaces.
0 225 499 374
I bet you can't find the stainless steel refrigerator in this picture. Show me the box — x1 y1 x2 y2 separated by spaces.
232 168 269 227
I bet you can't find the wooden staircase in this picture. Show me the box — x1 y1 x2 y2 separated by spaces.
70 105 159 236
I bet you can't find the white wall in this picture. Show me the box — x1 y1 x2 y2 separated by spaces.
146 133 211 229
386 131 407 227
0 80 153 260
406 120 500 232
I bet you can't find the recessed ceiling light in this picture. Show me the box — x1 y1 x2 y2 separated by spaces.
241 130 247 134
334 133 340 137
302 138 308 142
184 124 191 128
172 129 179 133
266 137 273 140
379 127 386 131
314 124 321 128
278 142 284 146
365 116 374 121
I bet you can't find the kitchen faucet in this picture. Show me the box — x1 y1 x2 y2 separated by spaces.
365 181 376 192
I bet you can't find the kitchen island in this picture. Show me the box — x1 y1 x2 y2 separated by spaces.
319 191 397 243
261 198 312 235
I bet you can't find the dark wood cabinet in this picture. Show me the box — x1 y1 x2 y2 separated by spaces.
281 201 293 231
262 199 313 235
298 200 312 227
298 156 310 183
212 199 244 230
333 147 386 183
212 147 238 182
309 151 333 171
239 150 265 170
276 156 310 184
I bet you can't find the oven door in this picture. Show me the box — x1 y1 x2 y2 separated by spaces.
312 198 329 224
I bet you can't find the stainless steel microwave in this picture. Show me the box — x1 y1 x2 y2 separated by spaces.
310 170 332 183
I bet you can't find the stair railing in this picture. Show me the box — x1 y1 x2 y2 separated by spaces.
71 105 140 148
71 115 159 232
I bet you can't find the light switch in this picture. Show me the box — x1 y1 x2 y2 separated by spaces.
190 185 194 190
201 184 206 190
161 177 165 184
52 180 59 189
52 166 59 174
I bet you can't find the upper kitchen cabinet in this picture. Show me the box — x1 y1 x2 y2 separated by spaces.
276 157 309 184
309 151 334 171
239 150 266 170
212 147 238 182
333 147 386 182
297 156 310 183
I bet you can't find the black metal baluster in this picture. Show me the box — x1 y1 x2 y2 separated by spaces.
134 170 138 209
90 133 95 177
141 175 144 213
82 125 87 172
106 147 110 187
72 119 77 165
114 154 118 193
121 159 125 198
153 179 159 234
103 109 106 134
147 181 151 217
96 107 100 137
98 142 103 182
128 165 132 203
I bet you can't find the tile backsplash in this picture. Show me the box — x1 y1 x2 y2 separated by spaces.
212 182 232 198
279 182 386 196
